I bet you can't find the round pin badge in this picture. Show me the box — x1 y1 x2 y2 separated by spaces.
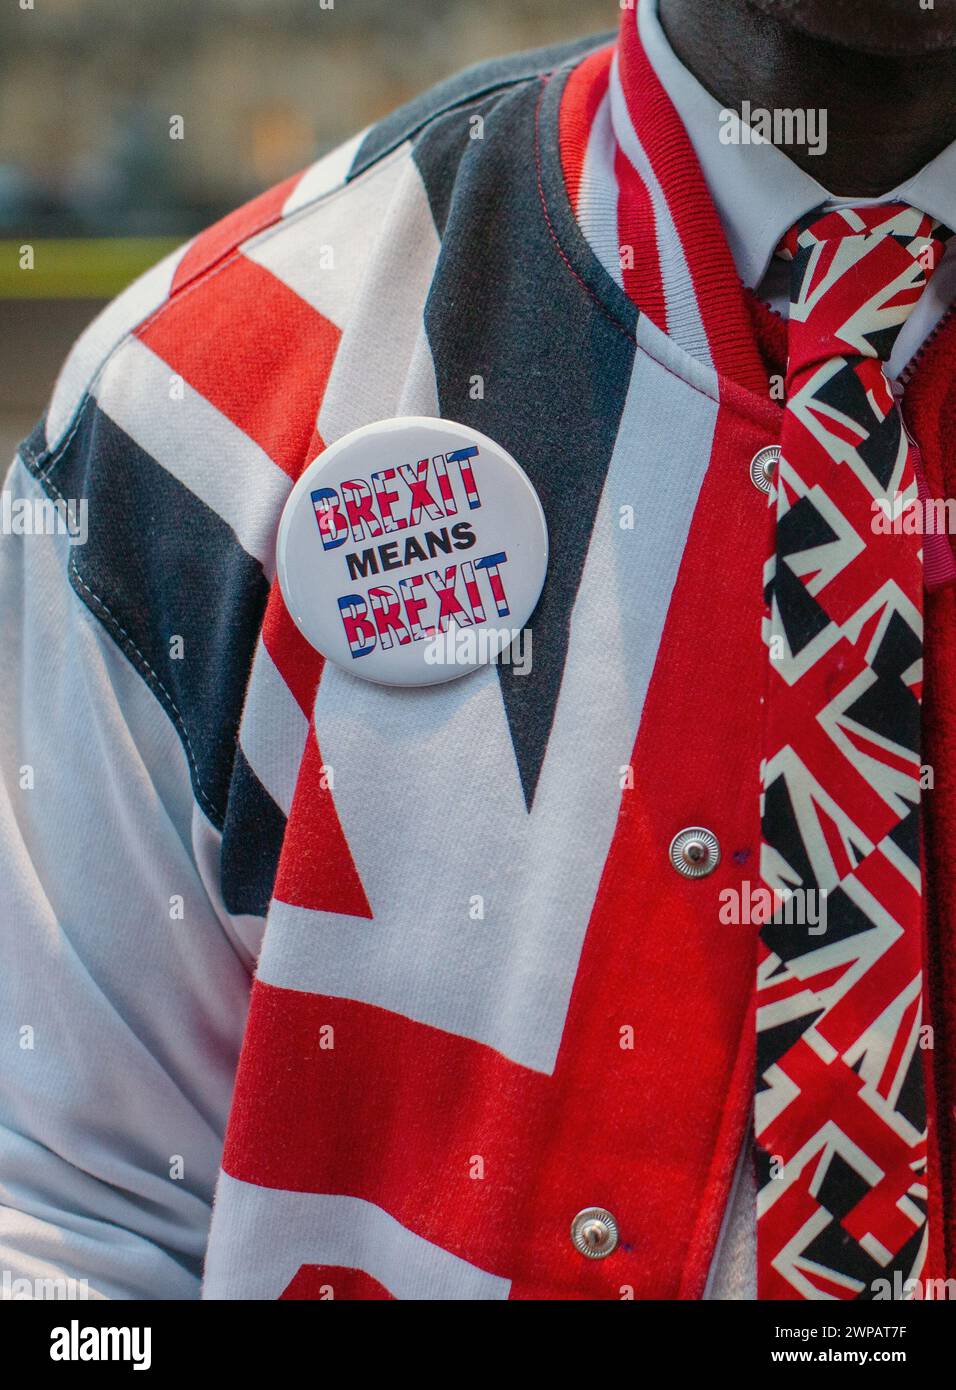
276 417 549 686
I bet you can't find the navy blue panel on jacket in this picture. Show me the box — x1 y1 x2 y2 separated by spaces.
221 746 287 918
413 66 638 808
20 402 269 834
13 35 635 925
347 33 612 184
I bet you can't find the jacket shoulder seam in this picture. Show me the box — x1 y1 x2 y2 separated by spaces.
33 42 606 468
68 553 225 827
347 56 574 178
13 441 226 826
29 145 408 471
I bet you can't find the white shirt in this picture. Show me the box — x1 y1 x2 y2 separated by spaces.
638 0 956 378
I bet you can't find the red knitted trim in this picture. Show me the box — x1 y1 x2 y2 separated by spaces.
615 144 668 333
557 44 615 215
616 8 768 396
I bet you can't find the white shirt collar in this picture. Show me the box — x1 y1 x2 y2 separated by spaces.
638 0 956 288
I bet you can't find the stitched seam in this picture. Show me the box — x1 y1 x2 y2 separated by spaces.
19 394 97 488
17 442 76 509
533 71 728 408
27 144 413 474
533 75 638 350
16 444 230 827
23 68 642 483
31 60 585 472
533 73 755 418
11 51 603 834
237 140 408 254
349 60 585 179
29 50 616 480
67 555 224 827
533 74 779 430
14 44 753 843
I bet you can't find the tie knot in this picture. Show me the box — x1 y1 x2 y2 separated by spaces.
777 202 952 365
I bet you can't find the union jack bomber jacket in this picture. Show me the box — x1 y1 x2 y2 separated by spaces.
2 18 956 1302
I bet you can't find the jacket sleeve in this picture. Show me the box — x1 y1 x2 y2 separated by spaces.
0 128 400 1299
0 342 259 1300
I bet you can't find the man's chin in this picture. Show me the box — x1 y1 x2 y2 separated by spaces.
748 0 956 58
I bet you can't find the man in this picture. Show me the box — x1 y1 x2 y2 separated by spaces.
2 0 955 1301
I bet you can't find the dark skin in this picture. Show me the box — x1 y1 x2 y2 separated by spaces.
658 0 956 195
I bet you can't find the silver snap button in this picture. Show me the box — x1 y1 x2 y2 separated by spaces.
570 1207 619 1260
669 826 720 878
750 445 780 493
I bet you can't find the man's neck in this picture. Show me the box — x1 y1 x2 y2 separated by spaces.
657 0 956 196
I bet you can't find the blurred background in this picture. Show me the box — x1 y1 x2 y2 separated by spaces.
0 0 614 457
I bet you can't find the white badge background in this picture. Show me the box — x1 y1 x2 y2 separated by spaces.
276 417 549 686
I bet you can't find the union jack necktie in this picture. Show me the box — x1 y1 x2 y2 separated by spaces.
756 204 952 1300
